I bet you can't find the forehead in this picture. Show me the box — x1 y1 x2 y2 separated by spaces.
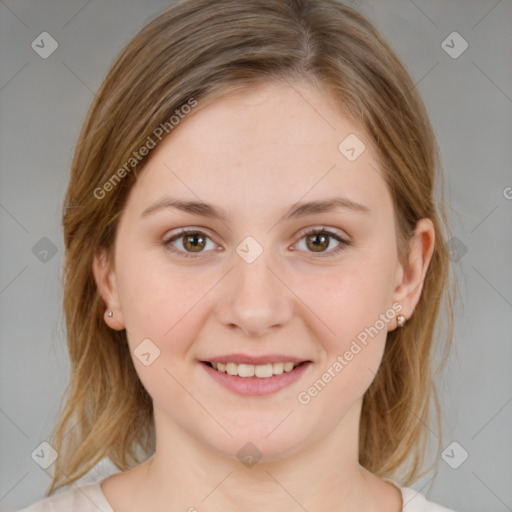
162 80 365 163
126 80 391 220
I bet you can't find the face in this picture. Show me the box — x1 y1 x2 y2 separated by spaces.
94 80 429 463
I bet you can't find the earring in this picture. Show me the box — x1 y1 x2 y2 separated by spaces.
396 314 406 328
105 310 113 318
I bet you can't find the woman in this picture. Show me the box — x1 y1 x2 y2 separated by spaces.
20 0 458 510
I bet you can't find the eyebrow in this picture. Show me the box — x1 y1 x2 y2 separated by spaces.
140 195 371 221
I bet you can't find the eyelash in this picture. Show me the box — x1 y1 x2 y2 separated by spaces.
162 227 350 259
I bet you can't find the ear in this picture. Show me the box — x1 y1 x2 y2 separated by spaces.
92 247 126 330
390 218 435 330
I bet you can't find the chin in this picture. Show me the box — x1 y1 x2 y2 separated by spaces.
202 426 308 466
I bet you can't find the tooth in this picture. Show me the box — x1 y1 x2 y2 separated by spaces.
283 362 294 372
211 361 300 377
255 363 273 378
226 362 238 376
272 362 284 375
237 364 255 377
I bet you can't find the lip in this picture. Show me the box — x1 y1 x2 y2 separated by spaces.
201 353 310 365
200 360 313 396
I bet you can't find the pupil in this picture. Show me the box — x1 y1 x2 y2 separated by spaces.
310 233 327 251
186 233 204 251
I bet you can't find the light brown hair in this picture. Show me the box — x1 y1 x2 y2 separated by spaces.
48 0 457 495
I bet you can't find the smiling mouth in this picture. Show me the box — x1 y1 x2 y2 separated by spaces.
202 361 307 378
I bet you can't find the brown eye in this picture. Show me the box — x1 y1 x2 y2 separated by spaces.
182 232 206 252
164 229 216 258
295 228 349 257
305 232 330 252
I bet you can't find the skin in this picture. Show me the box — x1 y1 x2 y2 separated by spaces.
93 79 434 511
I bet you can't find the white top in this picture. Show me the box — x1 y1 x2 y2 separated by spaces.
18 477 457 511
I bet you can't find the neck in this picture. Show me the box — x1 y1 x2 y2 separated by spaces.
128 399 400 511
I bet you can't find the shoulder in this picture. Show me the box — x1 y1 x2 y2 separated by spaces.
383 477 457 512
17 480 114 512
399 485 458 512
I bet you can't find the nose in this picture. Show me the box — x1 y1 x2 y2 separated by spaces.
214 247 294 338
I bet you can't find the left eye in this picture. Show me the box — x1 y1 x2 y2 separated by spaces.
293 228 349 257
163 227 349 258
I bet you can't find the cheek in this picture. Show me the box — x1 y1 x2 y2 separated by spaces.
304 257 394 342
118 251 204 335
117 255 219 371
294 254 393 396
116 259 215 407
295 270 391 417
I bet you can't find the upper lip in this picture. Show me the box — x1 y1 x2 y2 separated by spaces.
201 353 311 365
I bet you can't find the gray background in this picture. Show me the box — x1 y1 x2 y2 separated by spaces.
1 0 511 511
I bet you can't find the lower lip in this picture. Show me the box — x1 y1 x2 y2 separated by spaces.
200 361 312 396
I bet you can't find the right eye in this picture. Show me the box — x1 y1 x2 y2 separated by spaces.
163 228 218 258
